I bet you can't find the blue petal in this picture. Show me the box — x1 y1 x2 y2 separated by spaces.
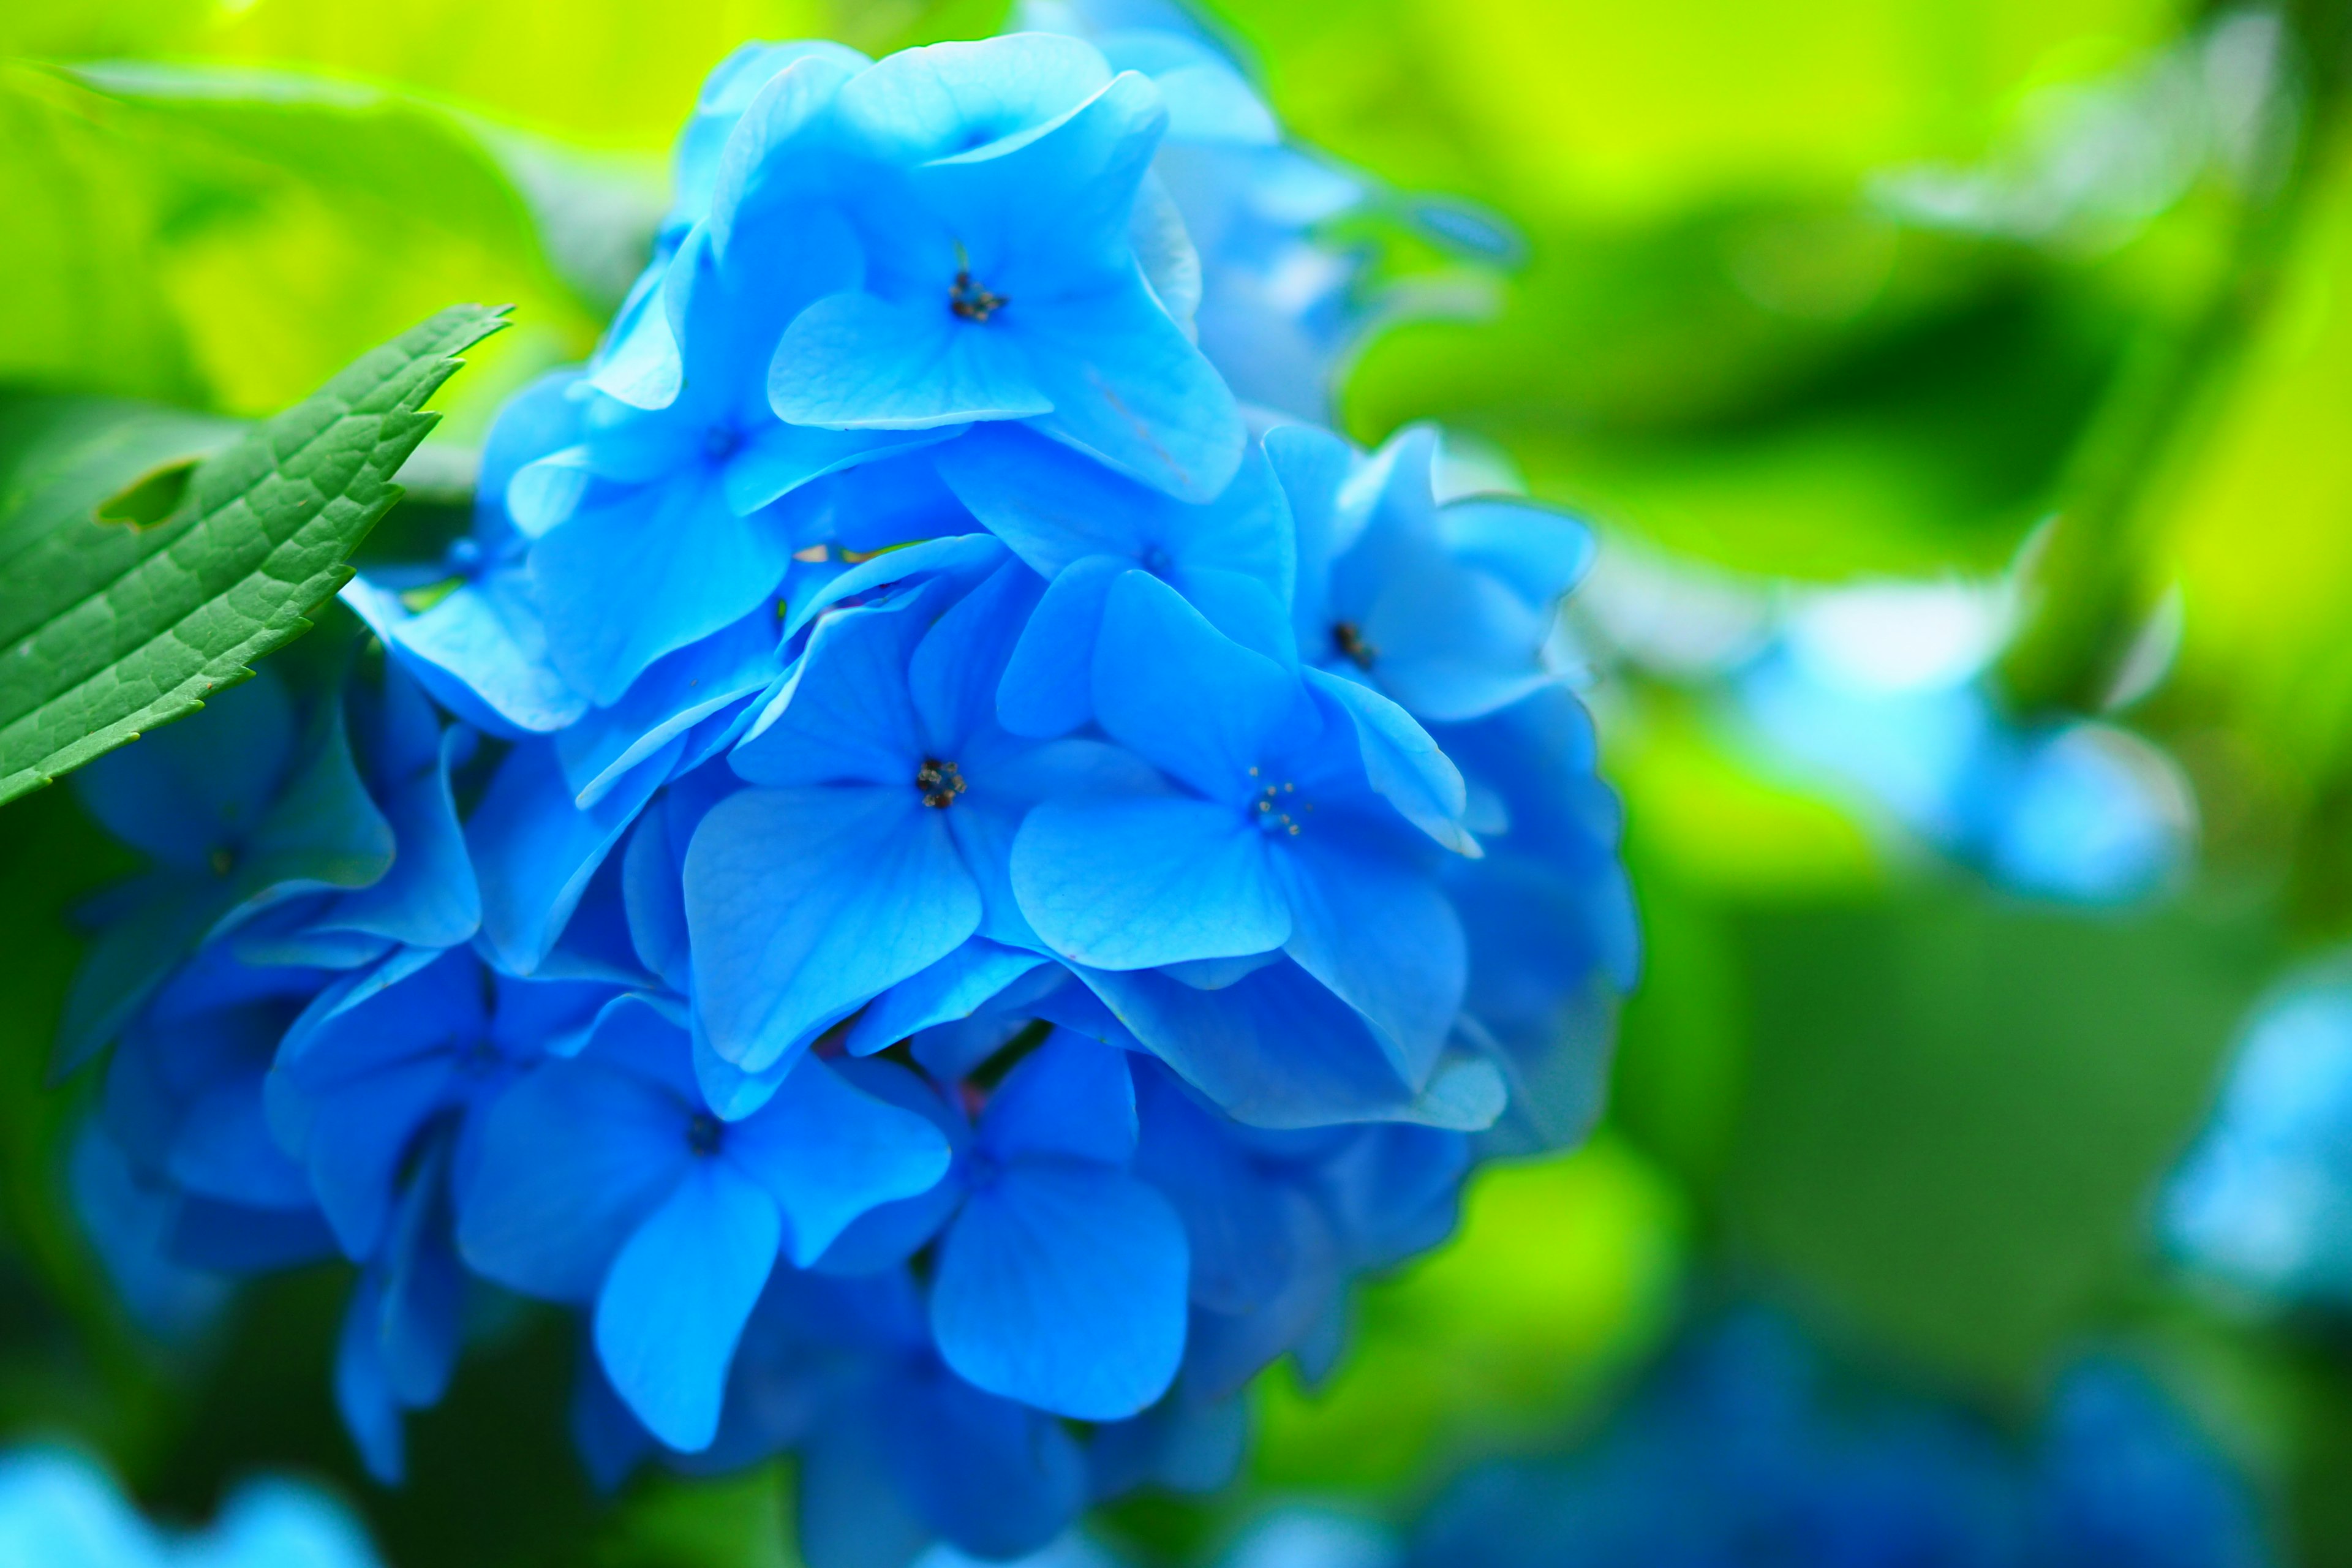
1079 960 1478 1129
686 784 982 1072
996 553 1125 739
1012 795 1288 970
1264 421 1361 649
1092 569 1300 798
1305 669 1475 854
621 804 692 994
307 727 481 951
289 1055 450 1259
809 1058 970 1275
726 422 958 516
72 667 294 872
881 1367 1087 1561
468 737 677 976
935 424 1292 601
336 1271 407 1484
908 564 1046 758
979 1028 1136 1166
1271 833 1466 1088
349 567 592 737
931 1159 1188 1419
593 1159 780 1452
555 606 780 808
456 1059 691 1302
532 469 796 706
771 291 1052 429
733 597 932 786
725 1057 952 1265
778 532 1007 642
1014 276 1244 503
844 940 1049 1057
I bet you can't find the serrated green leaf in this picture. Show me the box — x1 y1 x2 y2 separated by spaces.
0 302 508 806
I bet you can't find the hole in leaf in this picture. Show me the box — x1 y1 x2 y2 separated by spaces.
95 458 200 529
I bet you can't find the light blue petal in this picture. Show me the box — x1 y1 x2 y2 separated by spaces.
1271 834 1466 1089
725 422 959 515
1011 796 1287 970
355 568 592 737
1014 276 1243 502
1303 669 1475 854
996 553 1125 739
1092 569 1300 798
532 469 796 706
1360 560 1554 722
935 424 1291 600
725 1058 952 1264
1439 496 1595 605
832 34 1114 164
686 784 982 1072
771 291 1052 430
594 1159 780 1452
931 1159 1188 1419
456 1060 690 1302
979 1028 1136 1165
733 595 933 786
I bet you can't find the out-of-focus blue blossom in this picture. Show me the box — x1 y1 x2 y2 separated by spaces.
1404 1316 2270 1568
62 12 1630 1562
1732 582 2194 903
2030 1360 2273 1568
2163 960 2352 1308
0 1448 381 1568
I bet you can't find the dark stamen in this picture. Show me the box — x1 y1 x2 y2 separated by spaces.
1332 620 1377 669
918 758 967 809
950 269 1008 322
687 1112 723 1155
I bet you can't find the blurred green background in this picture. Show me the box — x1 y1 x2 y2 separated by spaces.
9 0 2352 1561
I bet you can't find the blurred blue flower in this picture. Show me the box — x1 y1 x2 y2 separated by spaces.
0 1449 382 1568
1733 582 2193 903
2163 960 2352 1308
1406 1316 2271 1568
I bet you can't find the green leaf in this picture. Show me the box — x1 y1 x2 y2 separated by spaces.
0 302 508 806
1716 890 2270 1392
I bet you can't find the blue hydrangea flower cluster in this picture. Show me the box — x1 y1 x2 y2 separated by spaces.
58 8 1632 1562
2163 957 2352 1309
0 1447 382 1568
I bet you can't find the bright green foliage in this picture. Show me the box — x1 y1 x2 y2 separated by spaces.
0 304 507 806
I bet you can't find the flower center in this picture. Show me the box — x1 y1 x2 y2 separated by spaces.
1332 620 1377 669
1248 767 1306 837
703 422 744 462
687 1112 723 1155
949 268 1008 323
918 758 967 809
